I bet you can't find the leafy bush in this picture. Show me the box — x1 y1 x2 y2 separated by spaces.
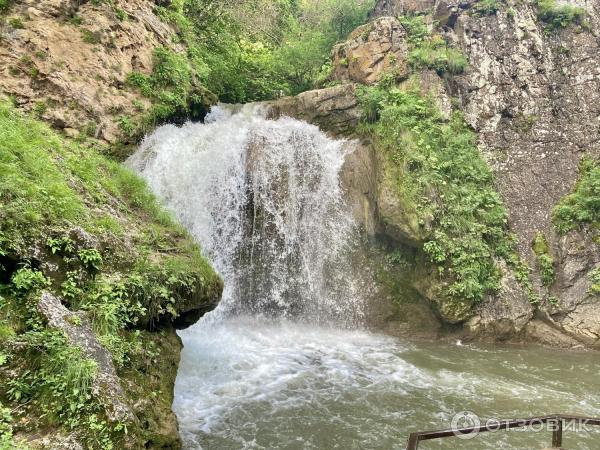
536 0 586 31
11 268 50 294
474 0 500 16
398 15 429 45
0 403 12 435
46 236 75 255
589 267 600 295
78 248 103 272
537 253 555 285
358 86 509 304
553 157 600 233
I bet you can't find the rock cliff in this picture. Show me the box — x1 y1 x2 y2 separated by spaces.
0 0 214 146
275 0 600 348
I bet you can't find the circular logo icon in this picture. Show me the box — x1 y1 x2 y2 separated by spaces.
451 411 481 440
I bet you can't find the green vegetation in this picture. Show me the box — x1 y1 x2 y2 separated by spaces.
81 28 102 44
8 16 23 28
357 85 510 307
589 267 600 295
532 232 555 285
535 0 587 31
0 0 12 13
124 46 215 138
149 0 375 104
399 16 467 75
473 0 500 16
553 157 600 233
0 102 221 447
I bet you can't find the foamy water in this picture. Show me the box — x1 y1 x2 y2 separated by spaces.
129 106 600 450
173 317 600 449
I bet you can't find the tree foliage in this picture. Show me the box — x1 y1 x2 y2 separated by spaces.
155 0 375 103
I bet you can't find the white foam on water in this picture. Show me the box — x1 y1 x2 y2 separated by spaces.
128 106 600 450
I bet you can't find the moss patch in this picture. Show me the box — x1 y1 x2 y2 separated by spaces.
357 84 520 320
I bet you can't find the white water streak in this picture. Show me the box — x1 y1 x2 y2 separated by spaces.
128 104 362 324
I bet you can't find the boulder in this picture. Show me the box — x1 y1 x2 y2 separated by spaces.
330 17 410 85
466 261 535 340
524 320 583 349
268 83 361 135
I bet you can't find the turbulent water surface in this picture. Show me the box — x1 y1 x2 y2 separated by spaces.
130 106 600 450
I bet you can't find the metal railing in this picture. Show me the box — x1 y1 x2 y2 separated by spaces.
406 414 600 449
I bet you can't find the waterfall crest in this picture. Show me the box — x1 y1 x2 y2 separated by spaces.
128 105 364 326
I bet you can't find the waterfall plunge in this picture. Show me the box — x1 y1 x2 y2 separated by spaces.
127 106 600 450
128 104 364 325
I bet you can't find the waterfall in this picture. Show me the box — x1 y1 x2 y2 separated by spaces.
128 104 364 326
127 105 600 450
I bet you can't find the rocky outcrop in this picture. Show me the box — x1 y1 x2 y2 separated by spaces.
369 0 435 18
269 83 361 135
435 0 600 346
0 0 209 144
37 292 132 423
286 0 600 347
329 17 409 85
466 261 535 340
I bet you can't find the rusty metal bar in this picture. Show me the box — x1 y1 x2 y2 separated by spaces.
405 414 600 450
552 418 563 447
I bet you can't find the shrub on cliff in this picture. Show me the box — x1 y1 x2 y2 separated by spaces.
399 16 467 75
357 86 512 309
535 0 587 31
553 157 600 234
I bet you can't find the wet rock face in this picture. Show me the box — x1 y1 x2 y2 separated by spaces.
466 261 535 340
443 1 600 345
0 0 191 144
361 0 600 346
449 1 600 262
551 229 600 345
329 17 410 85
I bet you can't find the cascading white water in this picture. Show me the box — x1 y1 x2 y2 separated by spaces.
128 107 600 450
128 104 363 325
